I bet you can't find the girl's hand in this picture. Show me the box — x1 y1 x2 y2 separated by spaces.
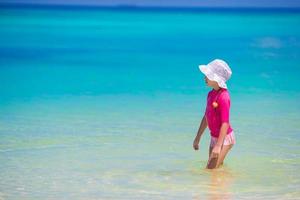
193 138 200 150
211 145 222 158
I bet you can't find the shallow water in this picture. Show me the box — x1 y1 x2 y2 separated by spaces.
0 5 300 200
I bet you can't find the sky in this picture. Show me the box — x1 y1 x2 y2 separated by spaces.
1 0 300 8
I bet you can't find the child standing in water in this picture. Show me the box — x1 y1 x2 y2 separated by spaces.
193 59 235 169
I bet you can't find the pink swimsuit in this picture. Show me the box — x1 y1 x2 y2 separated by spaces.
205 88 235 146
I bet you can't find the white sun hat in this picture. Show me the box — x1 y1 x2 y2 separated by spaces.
198 59 232 89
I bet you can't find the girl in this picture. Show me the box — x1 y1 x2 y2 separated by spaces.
193 59 235 169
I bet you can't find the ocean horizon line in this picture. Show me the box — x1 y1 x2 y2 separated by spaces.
1 2 300 13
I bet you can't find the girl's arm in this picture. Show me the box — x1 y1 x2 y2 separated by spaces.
211 122 229 156
193 115 207 150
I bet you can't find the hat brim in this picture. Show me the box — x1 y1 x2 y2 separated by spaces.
198 64 228 89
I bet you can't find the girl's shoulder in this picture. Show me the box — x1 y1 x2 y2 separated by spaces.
207 88 230 100
219 89 231 101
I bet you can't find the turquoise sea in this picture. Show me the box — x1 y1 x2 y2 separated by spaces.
1 5 300 199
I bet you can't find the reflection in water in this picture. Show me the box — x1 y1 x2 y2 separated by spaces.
207 167 234 200
193 166 235 200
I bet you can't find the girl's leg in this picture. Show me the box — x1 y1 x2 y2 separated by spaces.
207 144 233 169
216 144 233 168
209 146 213 158
206 146 214 168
